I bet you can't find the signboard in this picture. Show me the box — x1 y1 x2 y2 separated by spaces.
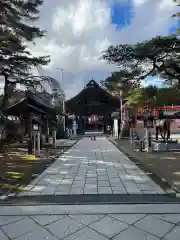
88 115 98 123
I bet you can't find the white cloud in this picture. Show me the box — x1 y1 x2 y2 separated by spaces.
28 0 177 99
133 0 147 5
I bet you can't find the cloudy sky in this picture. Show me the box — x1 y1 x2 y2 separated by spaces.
1 0 177 98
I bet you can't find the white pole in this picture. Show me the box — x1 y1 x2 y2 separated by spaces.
113 118 118 139
60 69 66 132
62 99 66 131
120 99 123 123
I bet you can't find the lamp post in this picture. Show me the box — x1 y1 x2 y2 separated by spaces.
60 92 66 131
113 82 124 127
119 89 123 124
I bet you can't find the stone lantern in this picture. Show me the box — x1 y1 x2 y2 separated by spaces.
68 113 77 136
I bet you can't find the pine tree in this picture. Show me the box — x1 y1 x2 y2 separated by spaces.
0 0 50 113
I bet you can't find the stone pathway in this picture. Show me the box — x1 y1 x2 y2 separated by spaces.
16 137 164 196
56 139 77 147
0 204 180 239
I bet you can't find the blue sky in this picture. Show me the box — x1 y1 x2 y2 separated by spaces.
110 2 177 88
143 76 165 88
169 26 177 34
111 1 133 29
30 0 177 98
111 1 178 32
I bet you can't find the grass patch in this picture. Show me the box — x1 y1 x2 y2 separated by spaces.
0 145 69 196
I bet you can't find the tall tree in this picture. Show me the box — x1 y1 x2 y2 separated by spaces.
125 85 158 108
125 86 180 108
155 87 180 106
101 35 180 88
0 0 50 113
125 87 146 107
101 69 141 97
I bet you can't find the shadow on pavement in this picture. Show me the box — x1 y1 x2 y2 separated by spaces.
1 193 180 206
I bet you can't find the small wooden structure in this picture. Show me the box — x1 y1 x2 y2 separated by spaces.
7 90 57 154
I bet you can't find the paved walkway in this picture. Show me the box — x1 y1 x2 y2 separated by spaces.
17 137 164 196
113 138 180 193
56 139 77 147
0 204 180 239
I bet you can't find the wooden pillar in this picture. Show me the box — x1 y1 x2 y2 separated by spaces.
45 117 49 142
27 113 33 154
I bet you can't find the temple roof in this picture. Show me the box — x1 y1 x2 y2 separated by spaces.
7 90 56 117
65 79 120 115
85 79 99 88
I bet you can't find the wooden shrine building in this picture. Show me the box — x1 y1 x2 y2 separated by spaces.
65 79 120 132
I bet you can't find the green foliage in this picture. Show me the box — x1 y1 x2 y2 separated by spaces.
155 88 180 105
101 35 180 88
101 69 140 98
0 0 50 83
0 0 45 40
125 85 157 107
125 88 146 107
100 0 180 106
0 0 50 112
125 85 180 107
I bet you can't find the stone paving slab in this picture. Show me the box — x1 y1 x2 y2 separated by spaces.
0 204 180 239
56 139 77 147
16 137 165 196
2 203 180 215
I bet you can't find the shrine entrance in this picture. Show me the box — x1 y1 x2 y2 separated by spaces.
87 115 104 132
65 79 120 133
79 115 105 133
